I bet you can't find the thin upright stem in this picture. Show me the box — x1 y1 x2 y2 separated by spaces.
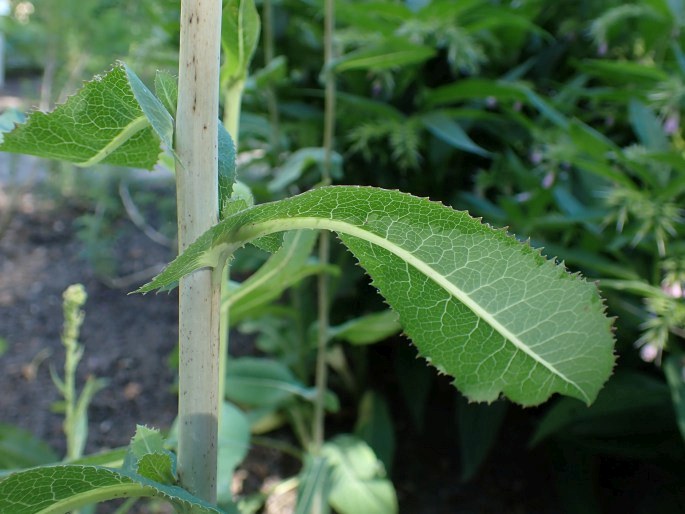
311 3 336 512
262 0 281 151
312 0 336 455
175 0 222 503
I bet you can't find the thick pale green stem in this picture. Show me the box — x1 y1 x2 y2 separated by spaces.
223 80 245 141
175 0 222 502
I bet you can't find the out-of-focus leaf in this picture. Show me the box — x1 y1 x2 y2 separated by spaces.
296 455 332 514
248 56 288 90
538 243 639 280
664 353 685 443
354 392 395 471
268 147 343 193
154 70 178 117
225 357 328 407
426 78 527 107
323 435 398 514
394 344 433 431
333 39 435 72
0 424 58 470
530 372 673 446
456 395 507 482
578 59 669 85
628 99 669 151
329 310 401 345
224 231 329 325
217 402 251 505
420 112 491 157
222 0 261 84
597 279 667 299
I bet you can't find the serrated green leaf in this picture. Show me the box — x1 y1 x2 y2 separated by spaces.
0 63 161 169
136 452 176 485
222 0 261 84
126 425 167 460
0 464 234 514
137 186 615 407
323 435 398 514
123 425 177 485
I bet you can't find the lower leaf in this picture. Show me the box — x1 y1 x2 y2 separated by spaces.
0 464 234 514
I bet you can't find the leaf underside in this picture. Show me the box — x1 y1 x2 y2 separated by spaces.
138 186 615 407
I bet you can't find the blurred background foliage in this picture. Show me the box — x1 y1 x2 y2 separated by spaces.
2 0 685 512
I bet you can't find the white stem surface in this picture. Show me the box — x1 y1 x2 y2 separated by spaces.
175 0 222 502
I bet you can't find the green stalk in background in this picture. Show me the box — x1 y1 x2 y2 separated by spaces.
313 0 336 453
175 0 222 502
262 0 281 152
311 0 336 511
53 284 106 463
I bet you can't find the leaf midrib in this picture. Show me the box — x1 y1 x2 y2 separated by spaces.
77 115 149 167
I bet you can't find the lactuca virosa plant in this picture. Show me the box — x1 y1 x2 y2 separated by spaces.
0 4 615 514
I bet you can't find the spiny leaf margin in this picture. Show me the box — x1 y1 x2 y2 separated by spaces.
0 63 161 169
136 186 615 406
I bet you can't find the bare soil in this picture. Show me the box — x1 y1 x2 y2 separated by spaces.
0 189 179 457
